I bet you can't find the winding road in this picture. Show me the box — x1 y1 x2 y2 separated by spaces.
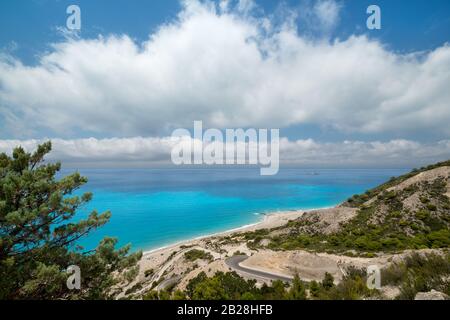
154 253 294 292
225 255 293 283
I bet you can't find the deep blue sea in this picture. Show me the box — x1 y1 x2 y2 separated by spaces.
63 168 409 252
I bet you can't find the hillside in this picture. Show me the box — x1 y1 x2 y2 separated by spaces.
248 162 450 255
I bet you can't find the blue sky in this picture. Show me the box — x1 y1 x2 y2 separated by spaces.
1 0 449 64
0 0 450 167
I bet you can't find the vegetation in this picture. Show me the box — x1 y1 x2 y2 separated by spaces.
184 249 214 262
344 159 450 208
144 269 154 278
315 269 379 300
145 269 381 300
149 253 449 300
171 271 302 300
0 142 141 299
381 252 450 300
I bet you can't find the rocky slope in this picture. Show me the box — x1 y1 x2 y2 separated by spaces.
261 163 450 254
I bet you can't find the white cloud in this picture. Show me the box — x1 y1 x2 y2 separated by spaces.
0 0 449 140
237 0 256 14
279 138 450 166
312 0 342 32
0 137 449 167
0 137 172 163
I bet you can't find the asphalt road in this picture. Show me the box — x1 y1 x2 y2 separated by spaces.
225 255 293 283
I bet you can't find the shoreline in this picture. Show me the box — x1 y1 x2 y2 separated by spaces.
142 206 334 257
143 220 262 255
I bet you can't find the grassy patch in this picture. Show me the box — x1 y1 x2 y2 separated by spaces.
184 249 214 262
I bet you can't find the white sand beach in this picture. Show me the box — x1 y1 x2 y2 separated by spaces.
142 209 308 256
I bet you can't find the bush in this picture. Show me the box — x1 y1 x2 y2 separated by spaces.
144 269 154 278
381 252 450 300
415 210 430 220
184 249 214 262
310 269 378 300
322 273 335 290
286 275 307 300
187 271 260 300
427 230 450 248
309 280 320 298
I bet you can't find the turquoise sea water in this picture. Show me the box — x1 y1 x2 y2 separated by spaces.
65 168 409 252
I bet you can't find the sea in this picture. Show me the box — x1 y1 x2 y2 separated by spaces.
62 167 409 252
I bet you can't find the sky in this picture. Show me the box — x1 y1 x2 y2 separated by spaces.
0 0 450 167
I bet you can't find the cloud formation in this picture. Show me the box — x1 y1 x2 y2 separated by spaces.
310 0 342 32
1 137 449 168
0 0 449 140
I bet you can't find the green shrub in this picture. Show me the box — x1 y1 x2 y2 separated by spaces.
184 249 214 262
415 210 430 220
420 196 430 204
382 252 450 300
144 269 154 278
427 229 450 248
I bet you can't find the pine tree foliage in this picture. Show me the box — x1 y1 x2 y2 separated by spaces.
0 142 141 299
